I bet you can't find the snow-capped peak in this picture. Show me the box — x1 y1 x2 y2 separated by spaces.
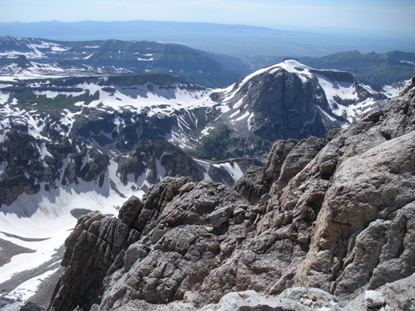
237 58 354 88
220 59 333 103
213 58 385 132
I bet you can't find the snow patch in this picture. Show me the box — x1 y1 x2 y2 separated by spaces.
75 82 215 116
37 142 52 160
84 53 94 60
317 76 359 102
213 162 243 181
5 268 59 302
382 79 411 98
234 111 250 122
0 163 148 286
201 126 214 137
400 60 415 66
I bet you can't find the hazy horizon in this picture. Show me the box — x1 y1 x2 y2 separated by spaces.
0 19 410 38
1 19 414 59
1 0 415 38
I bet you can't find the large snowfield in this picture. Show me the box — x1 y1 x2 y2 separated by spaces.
0 164 146 308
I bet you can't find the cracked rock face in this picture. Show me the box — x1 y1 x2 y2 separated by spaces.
48 80 415 311
295 132 415 295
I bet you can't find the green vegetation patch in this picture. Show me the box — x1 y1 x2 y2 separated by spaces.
12 89 99 113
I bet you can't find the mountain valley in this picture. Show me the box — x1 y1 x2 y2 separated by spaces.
0 35 414 311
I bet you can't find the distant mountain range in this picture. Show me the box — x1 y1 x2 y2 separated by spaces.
0 21 414 59
0 36 414 89
0 36 249 87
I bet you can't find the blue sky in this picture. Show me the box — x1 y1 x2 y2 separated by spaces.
1 0 415 35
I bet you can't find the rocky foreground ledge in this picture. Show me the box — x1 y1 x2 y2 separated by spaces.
48 79 415 311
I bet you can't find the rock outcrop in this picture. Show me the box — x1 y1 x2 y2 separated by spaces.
48 177 250 311
48 80 415 310
235 136 327 204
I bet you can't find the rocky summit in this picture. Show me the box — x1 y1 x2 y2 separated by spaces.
45 78 415 311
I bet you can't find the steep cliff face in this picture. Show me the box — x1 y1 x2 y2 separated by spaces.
217 70 329 140
48 79 415 311
209 60 386 141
